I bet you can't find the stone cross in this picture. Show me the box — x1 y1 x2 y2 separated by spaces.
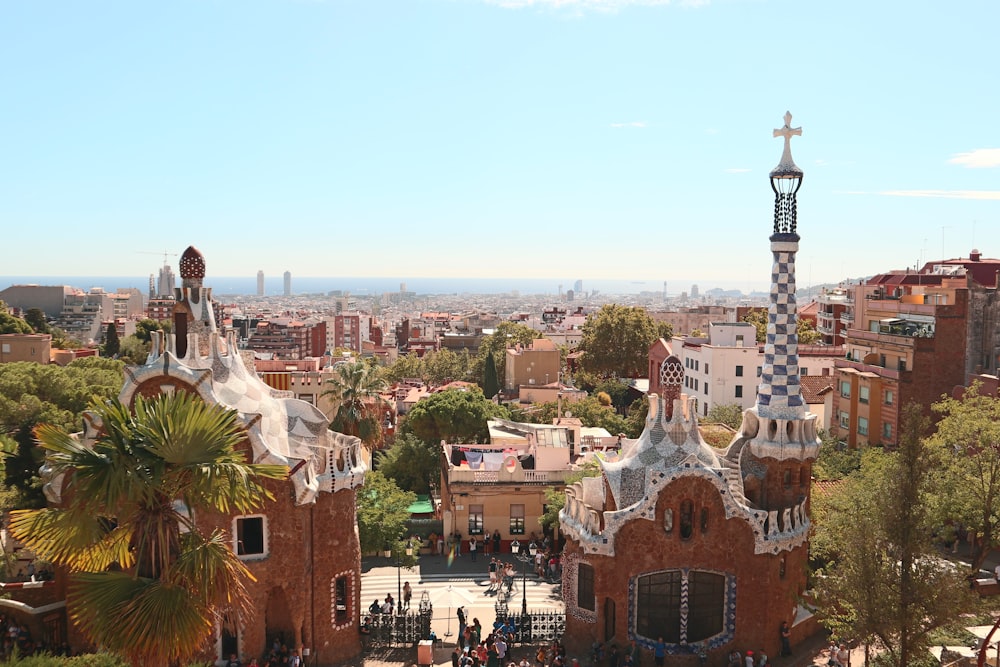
773 111 802 167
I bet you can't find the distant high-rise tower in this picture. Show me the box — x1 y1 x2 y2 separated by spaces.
690 284 699 298
400 282 406 293
156 262 176 298
573 279 583 293
148 275 155 300
283 271 291 296
663 281 667 300
257 270 265 296
559 284 564 297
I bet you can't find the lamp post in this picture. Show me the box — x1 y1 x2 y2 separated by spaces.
511 539 538 615
386 542 415 615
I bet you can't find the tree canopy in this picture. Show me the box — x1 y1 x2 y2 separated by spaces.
578 304 658 379
812 405 974 666
741 308 821 345
9 392 287 667
356 470 417 558
704 403 744 430
929 382 1000 574
102 323 120 358
0 302 33 335
322 360 389 448
376 433 441 496
0 358 125 508
402 387 508 444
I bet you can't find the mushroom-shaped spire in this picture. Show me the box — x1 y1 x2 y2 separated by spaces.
179 246 205 287
769 112 803 237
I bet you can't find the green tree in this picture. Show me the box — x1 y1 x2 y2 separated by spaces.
118 335 151 366
0 302 32 335
102 323 120 358
0 359 124 508
402 387 508 444
9 392 287 667
134 319 169 344
741 308 820 344
812 405 974 667
623 397 649 439
356 470 417 557
704 403 744 430
423 348 472 386
812 430 862 481
376 433 441 495
929 382 1000 574
655 321 674 341
380 352 425 384
482 351 499 399
24 308 51 334
578 305 658 379
322 361 389 448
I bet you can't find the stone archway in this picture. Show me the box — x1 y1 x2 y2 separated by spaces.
265 586 296 654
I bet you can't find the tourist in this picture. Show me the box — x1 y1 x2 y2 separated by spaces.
470 536 478 562
653 637 666 667
493 529 502 553
403 581 412 609
780 621 792 656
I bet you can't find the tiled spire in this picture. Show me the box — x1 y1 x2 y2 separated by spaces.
756 112 805 421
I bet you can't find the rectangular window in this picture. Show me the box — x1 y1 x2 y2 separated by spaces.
840 381 851 397
578 563 595 611
703 384 708 395
839 411 849 428
735 365 744 377
509 504 525 535
736 334 745 346
235 515 267 558
693 379 699 391
704 363 709 374
882 422 893 441
687 572 725 642
756 366 762 377
859 386 870 404
469 505 484 535
637 571 682 642
898 359 907 372
334 576 349 624
885 390 894 405
801 368 808 375
858 417 869 436
694 360 699 371
735 386 743 398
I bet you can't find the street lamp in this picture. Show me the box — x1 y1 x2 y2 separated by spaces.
511 539 538 615
384 542 415 615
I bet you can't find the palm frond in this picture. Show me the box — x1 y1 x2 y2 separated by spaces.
70 571 213 666
170 529 254 616
8 508 133 571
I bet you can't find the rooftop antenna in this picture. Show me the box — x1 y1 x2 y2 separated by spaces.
137 250 179 265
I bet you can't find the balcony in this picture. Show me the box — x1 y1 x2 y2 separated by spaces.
446 466 578 486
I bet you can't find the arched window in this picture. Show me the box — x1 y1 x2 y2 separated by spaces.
635 570 728 644
680 500 694 539
700 507 709 534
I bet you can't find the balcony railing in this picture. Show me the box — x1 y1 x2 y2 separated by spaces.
446 467 577 485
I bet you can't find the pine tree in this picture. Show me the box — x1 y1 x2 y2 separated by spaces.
103 322 120 358
482 351 499 399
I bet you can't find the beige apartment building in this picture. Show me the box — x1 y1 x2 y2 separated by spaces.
505 338 561 394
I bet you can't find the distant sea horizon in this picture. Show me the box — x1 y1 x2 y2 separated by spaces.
0 275 773 298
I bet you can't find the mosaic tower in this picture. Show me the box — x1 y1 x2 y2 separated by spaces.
746 112 820 461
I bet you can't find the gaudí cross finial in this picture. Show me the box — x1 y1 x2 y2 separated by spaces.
771 111 802 177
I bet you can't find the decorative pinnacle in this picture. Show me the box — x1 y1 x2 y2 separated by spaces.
770 111 803 179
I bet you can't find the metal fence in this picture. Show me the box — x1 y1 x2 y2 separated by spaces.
492 607 566 644
361 608 433 649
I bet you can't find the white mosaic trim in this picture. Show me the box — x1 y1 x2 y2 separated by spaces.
330 569 358 631
561 551 597 623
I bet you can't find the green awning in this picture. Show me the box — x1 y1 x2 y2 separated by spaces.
407 495 434 515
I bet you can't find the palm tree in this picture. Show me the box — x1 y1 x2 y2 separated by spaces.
9 392 287 667
321 360 389 448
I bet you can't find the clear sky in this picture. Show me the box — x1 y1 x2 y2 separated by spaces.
2 0 997 291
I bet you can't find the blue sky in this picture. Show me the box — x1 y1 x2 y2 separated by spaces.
2 0 997 292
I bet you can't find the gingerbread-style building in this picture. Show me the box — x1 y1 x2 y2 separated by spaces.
559 114 819 664
45 247 368 665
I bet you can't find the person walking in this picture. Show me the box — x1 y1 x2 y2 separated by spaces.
470 537 478 562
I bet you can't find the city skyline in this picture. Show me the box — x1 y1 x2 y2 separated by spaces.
3 1 997 284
